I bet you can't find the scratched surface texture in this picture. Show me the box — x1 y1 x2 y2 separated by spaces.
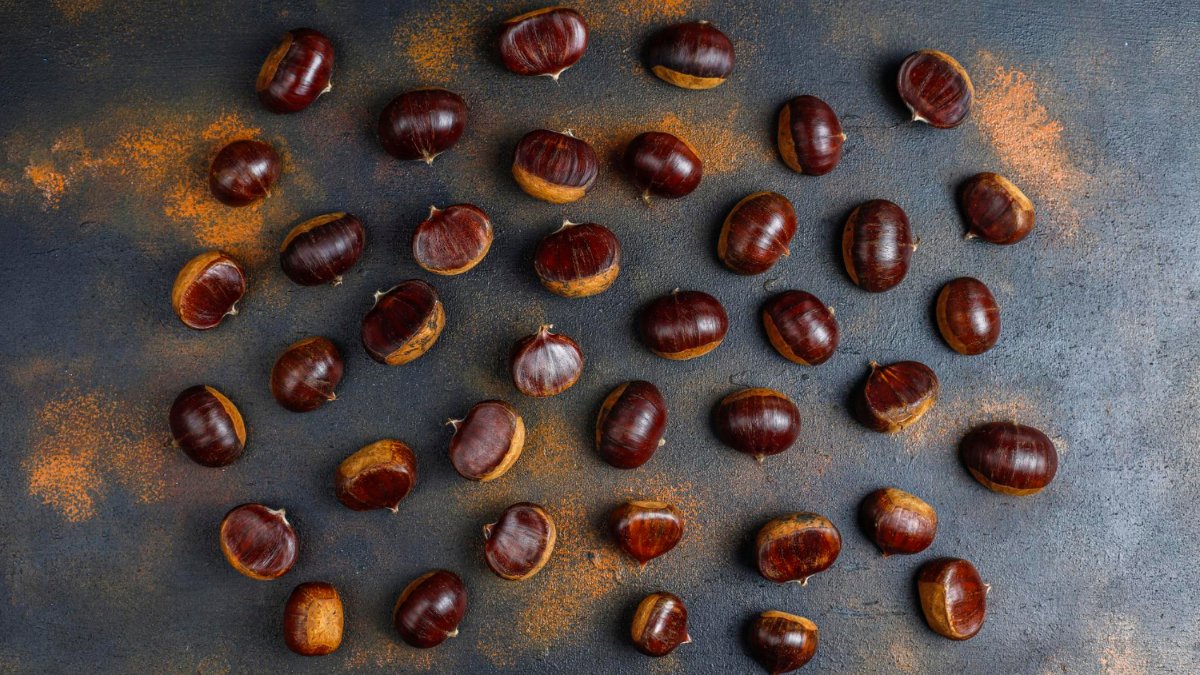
1 0 1197 673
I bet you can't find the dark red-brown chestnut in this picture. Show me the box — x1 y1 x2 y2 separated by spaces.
334 440 418 512
509 325 583 397
623 132 703 202
169 385 246 467
960 172 1035 244
639 289 728 359
595 381 668 469
361 280 445 365
746 611 818 674
762 291 839 366
631 592 690 657
447 400 525 481
209 139 281 206
378 87 467 164
257 28 334 114
483 502 557 580
855 361 939 433
279 213 365 286
917 558 989 640
172 250 246 330
756 512 841 585
512 129 598 203
718 191 797 275
533 221 621 297
960 422 1058 495
842 200 916 292
897 50 974 128
646 21 735 90
714 388 801 462
609 501 683 565
270 337 343 413
858 488 937 557
937 277 1001 355
777 95 845 176
283 581 344 656
411 204 493 275
219 503 298 580
498 7 588 81
393 570 467 648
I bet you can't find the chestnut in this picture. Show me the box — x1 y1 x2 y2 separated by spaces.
855 361 938 433
219 503 298 580
761 291 839 366
718 191 797 275
777 95 845 176
270 337 343 413
509 325 583 397
393 570 467 648
960 172 1035 244
595 380 668 469
858 488 937 557
623 132 703 202
378 87 467 164
411 204 493 276
897 50 974 128
361 280 445 365
639 289 728 360
483 502 556 580
169 385 246 467
631 592 690 657
498 7 588 81
209 139 281 207
256 28 334 114
283 581 344 656
646 21 735 90
447 400 525 481
512 129 598 203
960 422 1058 495
755 512 841 585
917 558 989 640
533 221 621 298
936 277 1001 355
842 200 915 292
746 611 818 674
280 212 365 286
335 440 418 512
714 388 801 462
171 250 246 331
609 501 683 565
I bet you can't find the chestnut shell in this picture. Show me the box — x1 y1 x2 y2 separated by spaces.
855 361 939 433
631 592 690 657
936 277 1001 355
595 380 668 469
169 385 246 467
393 570 467 648
623 132 703 201
746 611 819 674
897 50 974 128
533 221 621 298
498 6 589 80
917 558 989 640
842 200 915 292
646 21 735 90
714 388 801 461
509 325 584 397
777 95 845 176
512 129 598 203
960 172 1035 245
718 191 797 275
334 440 418 512
280 213 365 286
858 488 937 556
219 503 298 580
609 501 684 565
755 512 841 585
209 139 281 207
378 87 467 164
761 290 839 366
483 502 556 580
448 400 525 481
172 250 246 331
256 28 334 114
411 204 493 275
639 289 728 359
283 581 344 656
960 422 1058 495
361 280 445 365
270 337 343 413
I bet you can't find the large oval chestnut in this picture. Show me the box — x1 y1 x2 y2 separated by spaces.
714 388 801 462
762 291 839 366
169 385 246 467
746 611 818 674
855 361 938 433
623 132 703 202
509 325 583 397
533 221 621 298
858 488 937 557
411 204 493 276
756 512 841 585
897 50 974 128
393 570 467 648
280 213 365 286
209 139 281 207
270 337 343 412
172 250 246 331
960 172 1035 244
512 129 598 203
609 501 683 565
498 7 588 81
631 592 690 657
595 380 668 469
283 581 344 656
483 502 556 581
256 28 334 114
378 87 467 164
646 21 735 90
639 289 728 360
334 440 418 512
777 95 845 176
447 400 525 481
219 503 298 580
917 558 989 640
960 422 1058 495
361 280 445 365
842 200 915 292
936 277 1001 355
718 191 797 275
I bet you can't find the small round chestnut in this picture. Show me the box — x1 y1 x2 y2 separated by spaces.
393 570 467 648
219 503 298 580
960 422 1058 495
171 250 246 331
361 280 445 365
270 337 343 413
917 558 989 640
169 385 246 467
256 28 334 114
631 592 690 657
512 129 598 203
334 440 418 512
509 325 583 397
960 172 1035 244
280 213 365 286
855 361 938 433
639 289 728 360
411 204 493 275
858 488 937 557
595 380 668 469
447 400 525 481
714 388 801 462
623 132 703 202
646 21 735 90
533 221 621 297
378 87 467 164
762 291 839 366
756 512 841 585
842 200 916 292
746 611 818 674
609 501 683 565
498 6 588 81
897 50 974 128
283 581 344 656
777 95 845 176
483 502 556 581
209 139 281 207
718 191 797 275
936 277 1001 355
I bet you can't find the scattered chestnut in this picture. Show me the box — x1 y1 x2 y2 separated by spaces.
623 132 703 202
498 6 588 81
512 129 598 203
714 388 801 462
361 280 445 365
855 361 938 433
280 212 365 286
209 139 281 207
256 28 334 114
270 337 343 413
917 558 989 640
171 250 246 331
639 289 728 359
378 87 467 164
483 502 556 581
411 204 493 275
936 277 1001 355
842 200 916 292
858 488 937 557
509 325 583 397
960 172 1035 244
283 581 344 656
219 503 298 580
718 191 797 275
334 440 418 512
169 385 246 467
960 422 1058 495
631 592 690 657
595 380 668 469
897 50 974 128
447 400 525 481
533 221 621 298
646 21 735 90
755 512 841 585
746 611 818 674
762 291 839 366
393 570 467 648
777 95 845 176
609 501 683 565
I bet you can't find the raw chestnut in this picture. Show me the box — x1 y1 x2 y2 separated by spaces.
639 289 728 360
533 221 621 298
855 361 938 433
777 95 845 176
631 592 690 657
447 400 525 481
858 488 937 556
411 204 493 275
498 6 588 81
509 325 583 397
283 581 343 656
646 21 735 90
393 570 467 648
219 503 298 580
169 385 246 467
256 28 334 114
171 250 246 331
746 611 818 674
334 440 418 512
718 191 797 275
714 388 801 462
209 139 281 206
378 87 467 164
280 213 364 286
483 502 556 581
960 422 1058 495
936 277 1001 355
609 501 683 565
960 172 1035 244
897 50 974 129
917 558 989 640
512 129 598 203
595 380 668 469
756 512 841 585
623 132 703 202
361 280 445 365
270 337 343 413
761 291 839 366
842 200 915 292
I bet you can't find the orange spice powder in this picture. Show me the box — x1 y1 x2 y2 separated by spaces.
23 162 69 209
394 2 487 83
582 0 696 30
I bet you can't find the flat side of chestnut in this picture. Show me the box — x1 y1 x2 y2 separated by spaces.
335 439 418 511
917 558 989 640
856 361 939 433
172 251 246 330
609 501 684 565
412 205 494 276
962 172 1035 244
205 386 247 446
756 512 842 585
483 503 557 580
219 504 298 580
651 66 725 90
256 32 295 92
647 22 734 90
449 401 526 481
284 582 344 656
256 29 334 113
534 222 622 298
512 130 598 203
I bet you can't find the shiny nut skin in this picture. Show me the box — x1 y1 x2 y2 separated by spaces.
762 291 839 366
209 139 281 206
256 28 334 114
756 512 841 585
361 280 445 365
858 488 937 556
718 191 797 275
623 132 703 202
498 6 588 80
897 50 974 128
639 289 728 359
509 325 583 397
595 380 668 469
855 361 939 433
631 592 690 657
280 213 365 286
533 221 621 298
283 582 344 656
393 570 467 648
483 503 556 581
714 388 801 461
219 504 298 580
512 130 598 203
609 501 683 565
647 21 735 90
447 400 525 481
917 558 989 640
842 200 915 292
171 250 246 331
334 440 418 512
270 337 343 413
777 95 845 176
960 422 1058 495
746 611 818 674
378 87 467 164
936 277 1001 355
411 204 493 275
960 172 1035 244
169 385 246 467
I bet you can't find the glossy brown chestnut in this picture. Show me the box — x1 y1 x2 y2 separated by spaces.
393 570 467 648
283 581 344 656
937 277 1001 355
960 422 1058 495
411 204 493 275
631 592 690 657
762 291 838 366
756 512 841 585
447 400 525 481
960 172 1035 244
512 129 598 203
855 361 938 433
483 502 556 580
777 95 845 176
509 325 583 397
270 337 342 413
257 28 334 114
280 213 365 286
361 280 445 365
639 289 728 359
169 385 246 467
858 488 937 557
533 221 621 297
334 440 418 512
917 558 989 640
746 611 818 674
378 87 467 164
595 380 668 469
646 21 735 90
623 132 703 202
897 50 974 129
842 200 915 292
718 192 797 275
209 139 281 206
609 501 683 565
714 388 801 462
219 503 298 580
171 250 246 331
498 7 588 81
